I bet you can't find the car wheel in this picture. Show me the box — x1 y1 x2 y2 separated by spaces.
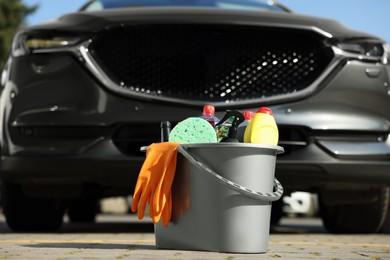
1 181 64 232
319 186 389 233
67 197 99 223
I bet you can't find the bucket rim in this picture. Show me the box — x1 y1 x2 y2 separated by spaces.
180 143 284 154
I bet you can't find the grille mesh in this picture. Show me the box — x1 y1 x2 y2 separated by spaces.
90 24 333 103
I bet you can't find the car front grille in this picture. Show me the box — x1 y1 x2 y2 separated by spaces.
89 24 334 104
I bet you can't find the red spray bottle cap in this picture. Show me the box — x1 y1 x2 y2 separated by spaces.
258 107 273 115
203 105 215 116
243 110 254 120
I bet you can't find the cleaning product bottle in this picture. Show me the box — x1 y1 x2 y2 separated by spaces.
200 104 219 128
215 110 245 142
243 107 278 145
215 115 234 141
237 110 254 142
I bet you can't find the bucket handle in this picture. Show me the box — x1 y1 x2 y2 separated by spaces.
177 146 283 202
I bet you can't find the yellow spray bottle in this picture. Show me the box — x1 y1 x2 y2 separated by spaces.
243 107 278 145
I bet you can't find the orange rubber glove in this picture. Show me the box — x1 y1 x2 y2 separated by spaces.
131 142 180 227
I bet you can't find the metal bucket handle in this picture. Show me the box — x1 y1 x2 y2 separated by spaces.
177 146 283 202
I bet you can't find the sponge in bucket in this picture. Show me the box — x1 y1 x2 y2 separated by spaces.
169 117 218 144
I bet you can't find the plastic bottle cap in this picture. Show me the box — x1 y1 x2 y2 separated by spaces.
258 107 273 115
203 104 215 116
243 110 254 120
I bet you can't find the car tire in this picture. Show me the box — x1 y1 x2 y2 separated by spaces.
1 181 64 232
67 197 99 223
270 197 284 225
319 186 389 233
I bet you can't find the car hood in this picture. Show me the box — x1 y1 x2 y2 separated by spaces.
27 7 380 41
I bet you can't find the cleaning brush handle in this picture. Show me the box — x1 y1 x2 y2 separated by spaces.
160 121 171 142
177 146 283 202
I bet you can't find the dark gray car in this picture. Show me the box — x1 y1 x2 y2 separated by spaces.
1 0 390 233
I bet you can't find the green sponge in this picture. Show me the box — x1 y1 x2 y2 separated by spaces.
169 117 218 144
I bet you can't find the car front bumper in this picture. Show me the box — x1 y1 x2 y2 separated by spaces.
1 47 390 197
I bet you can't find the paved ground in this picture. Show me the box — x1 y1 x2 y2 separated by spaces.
0 212 389 260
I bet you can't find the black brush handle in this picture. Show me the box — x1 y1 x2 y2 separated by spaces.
160 121 171 142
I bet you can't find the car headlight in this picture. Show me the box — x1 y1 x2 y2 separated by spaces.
335 39 387 63
384 43 390 64
12 32 82 57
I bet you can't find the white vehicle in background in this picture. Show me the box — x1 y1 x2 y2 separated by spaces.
283 192 319 217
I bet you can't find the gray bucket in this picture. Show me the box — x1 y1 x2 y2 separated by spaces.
154 143 284 253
